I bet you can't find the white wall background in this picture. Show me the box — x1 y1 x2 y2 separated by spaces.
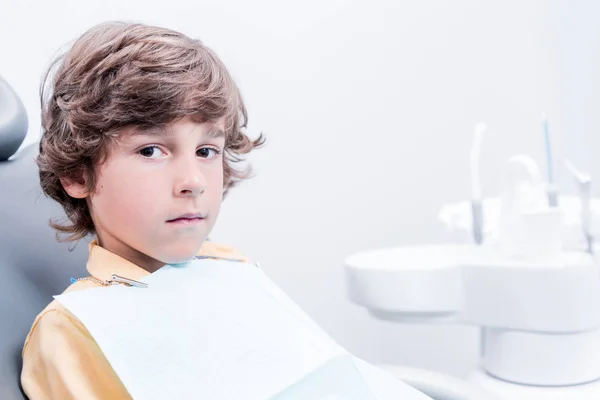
2 0 599 378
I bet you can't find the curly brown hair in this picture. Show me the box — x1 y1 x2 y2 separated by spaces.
37 21 264 242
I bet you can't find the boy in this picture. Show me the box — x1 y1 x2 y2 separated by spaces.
23 21 432 400
22 21 264 399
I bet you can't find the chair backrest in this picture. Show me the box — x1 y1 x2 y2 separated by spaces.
0 144 89 399
0 76 89 399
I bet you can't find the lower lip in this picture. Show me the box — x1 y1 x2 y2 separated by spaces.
167 218 205 226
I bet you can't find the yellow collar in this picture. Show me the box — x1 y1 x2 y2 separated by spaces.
86 240 248 282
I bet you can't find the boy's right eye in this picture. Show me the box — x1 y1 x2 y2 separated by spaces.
139 146 165 159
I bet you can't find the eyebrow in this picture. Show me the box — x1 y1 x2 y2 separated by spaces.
133 125 168 137
205 126 225 140
131 124 225 140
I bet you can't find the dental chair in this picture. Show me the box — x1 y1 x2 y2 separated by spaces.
0 76 90 399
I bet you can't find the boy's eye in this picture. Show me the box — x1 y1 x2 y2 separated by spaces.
139 146 165 159
197 147 220 159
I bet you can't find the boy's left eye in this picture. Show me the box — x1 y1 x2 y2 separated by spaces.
197 147 220 159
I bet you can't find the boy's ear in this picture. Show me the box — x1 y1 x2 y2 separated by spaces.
60 176 90 199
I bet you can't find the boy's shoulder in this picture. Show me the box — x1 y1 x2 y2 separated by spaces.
27 279 100 329
22 279 97 358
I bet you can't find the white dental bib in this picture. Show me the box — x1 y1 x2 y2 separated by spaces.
55 259 431 400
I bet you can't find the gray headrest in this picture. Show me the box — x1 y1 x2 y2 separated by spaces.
0 76 28 161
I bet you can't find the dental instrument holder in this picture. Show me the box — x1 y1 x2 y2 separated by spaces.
344 155 600 395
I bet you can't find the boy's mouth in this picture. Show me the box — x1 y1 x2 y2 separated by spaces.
167 213 206 225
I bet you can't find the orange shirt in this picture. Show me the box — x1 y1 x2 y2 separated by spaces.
21 240 248 400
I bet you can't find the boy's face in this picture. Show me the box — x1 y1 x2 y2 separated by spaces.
68 116 226 272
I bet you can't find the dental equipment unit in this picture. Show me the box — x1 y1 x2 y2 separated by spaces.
344 119 600 399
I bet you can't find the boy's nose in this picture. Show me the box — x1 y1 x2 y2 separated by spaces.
175 177 205 197
173 163 206 197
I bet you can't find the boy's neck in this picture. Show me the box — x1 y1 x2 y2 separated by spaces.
95 236 165 273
